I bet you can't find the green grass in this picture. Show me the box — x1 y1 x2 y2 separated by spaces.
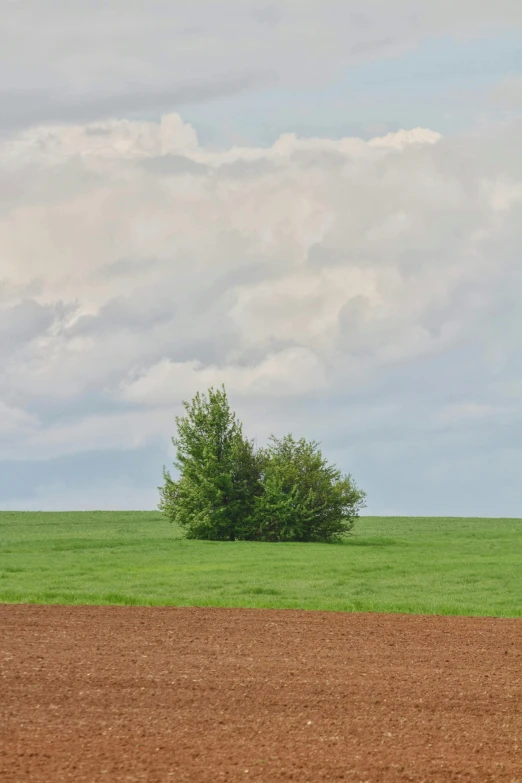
0 511 521 617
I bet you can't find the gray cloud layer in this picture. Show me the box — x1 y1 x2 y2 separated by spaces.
2 0 522 130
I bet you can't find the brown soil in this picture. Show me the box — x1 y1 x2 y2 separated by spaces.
1 605 521 782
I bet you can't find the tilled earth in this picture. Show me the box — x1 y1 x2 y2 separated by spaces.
1 605 521 782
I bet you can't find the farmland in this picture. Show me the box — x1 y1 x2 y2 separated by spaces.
3 604 522 783
1 511 521 616
2 512 522 782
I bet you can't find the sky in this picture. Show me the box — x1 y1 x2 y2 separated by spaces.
1 0 521 515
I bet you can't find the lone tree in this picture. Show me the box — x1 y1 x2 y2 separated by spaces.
159 386 261 540
159 386 366 542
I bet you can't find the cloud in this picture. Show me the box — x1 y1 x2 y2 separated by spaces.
367 128 441 149
0 401 38 437
0 298 56 354
0 74 271 133
0 109 521 512
0 408 172 463
122 347 328 405
1 1 521 130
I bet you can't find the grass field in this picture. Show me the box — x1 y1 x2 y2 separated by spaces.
0 511 521 617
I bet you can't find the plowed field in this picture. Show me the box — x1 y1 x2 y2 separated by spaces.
1 605 521 782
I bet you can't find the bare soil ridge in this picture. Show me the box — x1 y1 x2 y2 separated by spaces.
1 605 521 782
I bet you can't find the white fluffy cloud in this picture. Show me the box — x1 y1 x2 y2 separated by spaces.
123 347 328 406
0 110 521 516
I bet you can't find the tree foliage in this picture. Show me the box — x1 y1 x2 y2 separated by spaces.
249 435 365 542
159 387 366 542
158 387 261 540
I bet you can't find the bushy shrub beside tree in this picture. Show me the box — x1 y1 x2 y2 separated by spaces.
159 386 366 542
248 434 365 542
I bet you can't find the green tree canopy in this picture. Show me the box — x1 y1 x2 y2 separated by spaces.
158 386 261 540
